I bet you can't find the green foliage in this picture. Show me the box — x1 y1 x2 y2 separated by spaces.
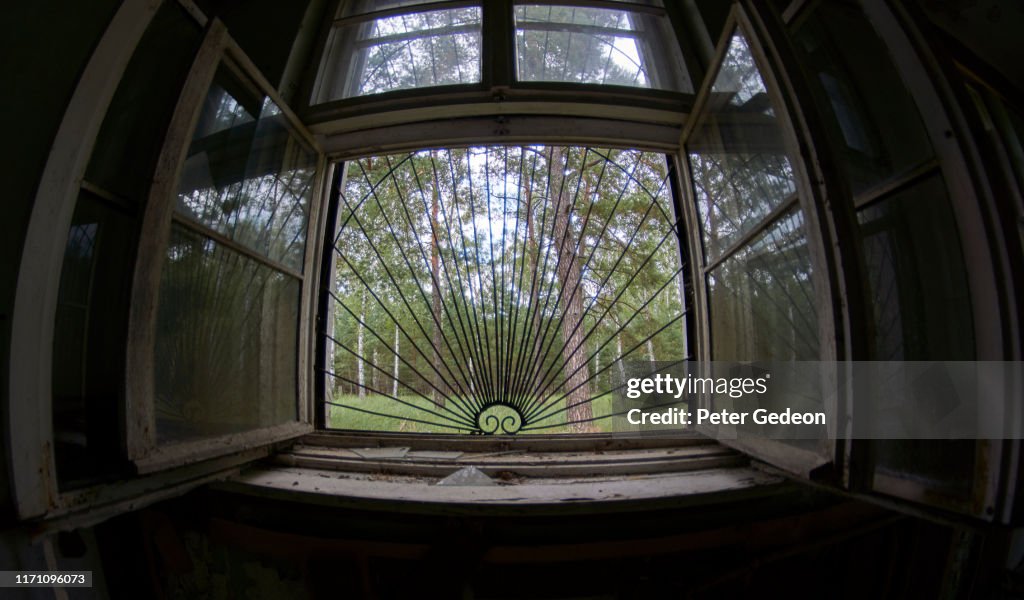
327 146 687 433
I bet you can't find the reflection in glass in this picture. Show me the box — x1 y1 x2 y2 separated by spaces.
857 175 974 360
155 225 299 443
688 34 797 260
175 66 316 272
708 209 818 361
53 192 137 488
859 177 977 501
514 5 690 91
787 1 933 196
315 7 482 101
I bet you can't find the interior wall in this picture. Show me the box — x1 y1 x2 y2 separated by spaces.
913 0 1024 97
193 0 315 90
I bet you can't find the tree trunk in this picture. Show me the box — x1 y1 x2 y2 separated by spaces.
524 175 544 391
550 147 592 431
430 163 445 406
616 329 627 386
372 347 380 391
357 288 366 399
392 324 400 397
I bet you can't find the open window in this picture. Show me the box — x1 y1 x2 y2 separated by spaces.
313 1 484 102
676 1 1021 522
316 145 692 435
126 22 328 473
679 12 835 477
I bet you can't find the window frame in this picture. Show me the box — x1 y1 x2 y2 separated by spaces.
313 143 696 436
8 0 165 521
125 21 328 474
677 7 841 478
298 0 702 154
763 0 1020 520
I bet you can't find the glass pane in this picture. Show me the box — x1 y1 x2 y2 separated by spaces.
154 225 299 443
857 174 974 361
514 5 691 91
707 209 818 361
52 191 137 489
176 65 317 272
787 1 934 197
315 7 482 101
85 1 202 201
687 33 797 261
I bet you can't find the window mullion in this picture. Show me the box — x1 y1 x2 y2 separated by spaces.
170 213 307 281
484 0 515 89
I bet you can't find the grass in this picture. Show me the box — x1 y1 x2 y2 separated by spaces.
326 391 615 434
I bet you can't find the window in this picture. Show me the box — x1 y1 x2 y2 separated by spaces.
120 24 324 472
310 0 693 106
683 27 829 464
778 0 987 513
153 63 317 443
50 1 204 490
514 3 691 91
313 2 483 102
687 33 819 363
320 145 689 434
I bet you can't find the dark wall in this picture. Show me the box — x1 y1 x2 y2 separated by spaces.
913 0 1024 98
194 0 314 89
695 0 734 47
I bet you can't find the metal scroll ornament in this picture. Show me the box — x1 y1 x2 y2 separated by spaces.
476 403 524 435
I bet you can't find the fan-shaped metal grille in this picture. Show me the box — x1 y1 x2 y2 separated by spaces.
320 145 689 434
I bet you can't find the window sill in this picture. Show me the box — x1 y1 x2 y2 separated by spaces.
212 431 791 515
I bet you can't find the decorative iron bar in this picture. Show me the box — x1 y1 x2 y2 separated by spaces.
320 145 689 434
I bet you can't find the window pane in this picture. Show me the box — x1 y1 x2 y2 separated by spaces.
687 33 797 261
155 225 299 443
85 1 202 202
787 1 933 197
857 174 974 360
514 5 691 91
314 7 482 101
707 209 818 361
52 191 135 489
858 176 976 506
176 65 316 272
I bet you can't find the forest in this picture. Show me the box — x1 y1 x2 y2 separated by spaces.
326 145 688 434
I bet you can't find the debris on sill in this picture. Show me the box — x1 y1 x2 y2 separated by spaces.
436 466 496 486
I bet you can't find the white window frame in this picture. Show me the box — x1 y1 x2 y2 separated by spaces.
125 21 328 474
7 5 329 523
676 6 841 478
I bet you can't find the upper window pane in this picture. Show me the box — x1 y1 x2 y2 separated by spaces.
687 33 796 261
314 6 482 102
514 4 691 91
176 64 317 272
786 1 933 197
